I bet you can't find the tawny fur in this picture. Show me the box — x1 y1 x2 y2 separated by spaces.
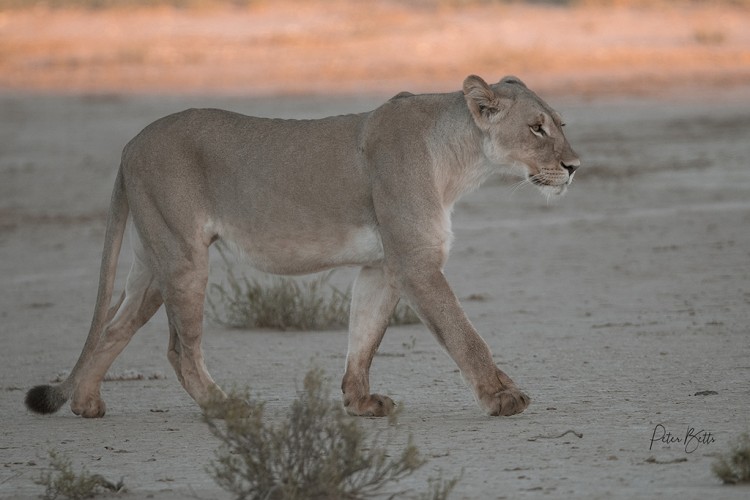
25 75 579 418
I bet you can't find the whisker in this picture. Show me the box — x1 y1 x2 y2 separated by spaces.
508 178 532 196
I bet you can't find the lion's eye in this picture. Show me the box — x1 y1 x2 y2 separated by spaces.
530 124 546 137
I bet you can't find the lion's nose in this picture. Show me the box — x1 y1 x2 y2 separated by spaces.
561 160 580 175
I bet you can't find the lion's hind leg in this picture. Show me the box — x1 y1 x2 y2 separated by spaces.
342 266 400 417
159 245 227 414
24 292 125 415
70 250 163 417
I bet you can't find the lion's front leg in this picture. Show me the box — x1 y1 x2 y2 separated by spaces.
367 139 529 416
342 266 400 417
401 266 530 417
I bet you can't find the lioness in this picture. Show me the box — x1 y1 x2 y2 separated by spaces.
25 75 579 418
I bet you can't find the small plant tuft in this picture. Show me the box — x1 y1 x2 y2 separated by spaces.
389 299 422 327
207 266 350 331
35 449 125 500
416 471 464 500
207 245 419 330
712 432 750 485
204 368 458 499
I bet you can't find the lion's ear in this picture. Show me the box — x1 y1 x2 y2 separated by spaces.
463 75 511 129
500 75 527 88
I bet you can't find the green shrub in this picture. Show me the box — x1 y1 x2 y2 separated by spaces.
204 368 458 499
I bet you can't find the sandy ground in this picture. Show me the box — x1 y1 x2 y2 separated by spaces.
1 2 750 499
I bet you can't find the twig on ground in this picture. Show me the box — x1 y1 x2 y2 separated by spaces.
527 430 583 442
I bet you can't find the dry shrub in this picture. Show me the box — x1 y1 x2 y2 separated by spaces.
35 450 125 500
207 245 419 330
712 432 750 485
207 267 351 331
388 298 422 327
204 368 458 500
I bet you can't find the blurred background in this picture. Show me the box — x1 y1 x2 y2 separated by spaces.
1 0 749 97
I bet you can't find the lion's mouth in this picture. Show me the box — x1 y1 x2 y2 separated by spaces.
528 173 572 188
529 175 559 188
529 176 546 186
527 174 567 197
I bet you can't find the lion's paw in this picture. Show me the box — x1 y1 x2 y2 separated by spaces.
344 394 395 417
71 397 106 418
483 387 530 417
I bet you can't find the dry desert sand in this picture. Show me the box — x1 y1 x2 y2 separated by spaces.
1 2 750 499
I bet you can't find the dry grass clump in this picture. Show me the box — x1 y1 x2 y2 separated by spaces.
206 246 419 330
35 450 125 500
204 368 458 500
712 432 750 485
388 297 422 327
207 267 351 331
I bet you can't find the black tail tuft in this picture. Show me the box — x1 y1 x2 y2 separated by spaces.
25 385 67 414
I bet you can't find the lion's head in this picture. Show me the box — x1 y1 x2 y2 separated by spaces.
463 75 580 197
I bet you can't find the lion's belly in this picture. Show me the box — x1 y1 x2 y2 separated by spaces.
219 223 384 275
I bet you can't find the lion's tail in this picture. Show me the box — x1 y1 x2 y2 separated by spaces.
25 167 129 415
